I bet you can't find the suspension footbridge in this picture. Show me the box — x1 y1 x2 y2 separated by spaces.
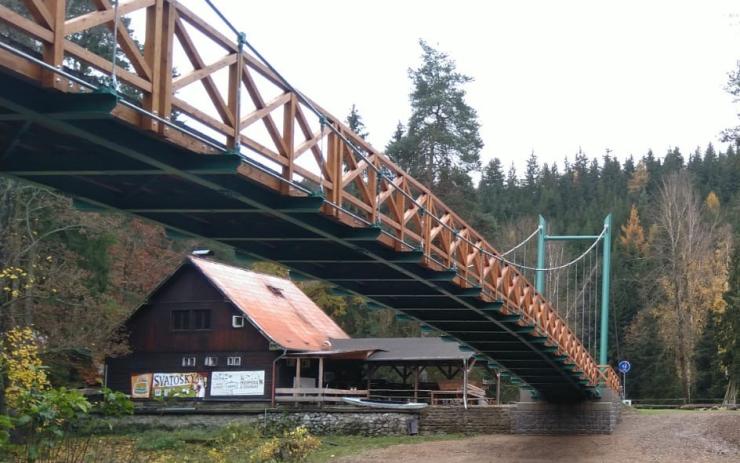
0 0 620 401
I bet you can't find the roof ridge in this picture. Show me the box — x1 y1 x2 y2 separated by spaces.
188 255 290 283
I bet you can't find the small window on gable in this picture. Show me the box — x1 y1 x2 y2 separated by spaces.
266 285 284 297
182 356 196 367
172 310 190 330
227 356 241 366
205 356 218 367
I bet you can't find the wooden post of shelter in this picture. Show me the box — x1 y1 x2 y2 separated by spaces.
366 364 374 396
462 359 468 409
317 356 324 406
413 366 419 403
294 357 301 397
496 370 501 405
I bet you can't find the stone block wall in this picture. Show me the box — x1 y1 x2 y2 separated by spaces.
265 411 416 436
102 399 622 436
107 409 417 436
419 406 512 435
511 400 621 434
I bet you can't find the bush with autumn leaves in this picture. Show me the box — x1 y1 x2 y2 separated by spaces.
0 326 133 461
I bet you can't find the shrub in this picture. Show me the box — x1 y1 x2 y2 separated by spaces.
277 426 321 462
252 426 321 463
94 387 134 417
0 327 50 410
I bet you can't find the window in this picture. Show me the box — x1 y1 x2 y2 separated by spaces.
232 315 245 328
227 356 241 366
182 356 196 367
193 310 211 330
172 310 211 331
266 285 284 297
204 356 218 367
172 310 190 330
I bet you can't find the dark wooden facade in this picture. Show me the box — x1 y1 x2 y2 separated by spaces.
106 262 280 401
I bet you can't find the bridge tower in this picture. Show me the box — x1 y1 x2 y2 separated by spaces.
535 214 613 380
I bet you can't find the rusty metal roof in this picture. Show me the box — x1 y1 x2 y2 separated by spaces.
189 257 348 351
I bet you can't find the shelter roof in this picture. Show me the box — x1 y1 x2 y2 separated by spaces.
295 337 474 363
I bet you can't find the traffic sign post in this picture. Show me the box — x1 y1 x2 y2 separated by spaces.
618 360 631 399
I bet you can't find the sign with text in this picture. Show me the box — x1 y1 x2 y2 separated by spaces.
152 372 208 398
210 370 265 396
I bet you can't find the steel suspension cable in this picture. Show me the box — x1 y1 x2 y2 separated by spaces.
593 255 598 357
565 266 570 321
523 236 529 281
500 226 540 257
581 252 586 343
500 226 606 272
587 250 592 354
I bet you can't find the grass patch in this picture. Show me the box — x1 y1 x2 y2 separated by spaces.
308 434 464 462
26 428 463 462
134 428 214 450
635 408 719 415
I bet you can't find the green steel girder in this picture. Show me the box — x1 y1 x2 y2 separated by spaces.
0 91 118 121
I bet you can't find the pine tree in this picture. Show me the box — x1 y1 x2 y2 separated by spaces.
345 104 369 140
479 158 505 212
524 151 540 189
387 40 483 191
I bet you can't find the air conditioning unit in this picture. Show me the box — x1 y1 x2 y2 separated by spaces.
232 315 245 328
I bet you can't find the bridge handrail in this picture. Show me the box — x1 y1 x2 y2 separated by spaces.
0 0 620 393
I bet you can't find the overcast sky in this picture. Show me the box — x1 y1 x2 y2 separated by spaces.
186 0 740 173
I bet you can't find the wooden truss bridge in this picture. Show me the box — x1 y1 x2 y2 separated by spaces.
0 0 620 401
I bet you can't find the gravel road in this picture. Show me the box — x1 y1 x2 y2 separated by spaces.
337 410 739 463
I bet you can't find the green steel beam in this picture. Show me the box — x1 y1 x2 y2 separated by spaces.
545 235 601 240
536 215 546 293
600 213 612 366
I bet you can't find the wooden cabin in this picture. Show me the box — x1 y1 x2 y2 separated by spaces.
105 256 349 402
106 256 488 406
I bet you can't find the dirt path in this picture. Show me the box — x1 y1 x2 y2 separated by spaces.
337 410 739 463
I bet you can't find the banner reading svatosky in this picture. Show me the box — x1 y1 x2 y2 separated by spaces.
130 372 208 399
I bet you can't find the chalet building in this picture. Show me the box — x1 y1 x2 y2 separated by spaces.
106 256 482 405
106 256 349 402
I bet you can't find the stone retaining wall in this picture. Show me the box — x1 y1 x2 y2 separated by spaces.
102 399 622 436
419 406 512 435
511 400 621 434
108 408 417 436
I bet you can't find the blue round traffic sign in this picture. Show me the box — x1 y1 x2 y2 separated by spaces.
618 360 631 374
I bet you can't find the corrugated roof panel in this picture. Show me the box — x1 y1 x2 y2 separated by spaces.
189 257 349 351
328 337 474 362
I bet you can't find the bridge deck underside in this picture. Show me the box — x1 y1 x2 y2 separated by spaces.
0 72 596 401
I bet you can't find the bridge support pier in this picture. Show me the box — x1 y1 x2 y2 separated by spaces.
510 388 622 434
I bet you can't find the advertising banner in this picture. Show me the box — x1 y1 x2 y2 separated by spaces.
151 372 208 398
210 370 265 396
130 373 152 399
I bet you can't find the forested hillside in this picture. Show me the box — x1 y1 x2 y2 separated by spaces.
0 34 737 404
